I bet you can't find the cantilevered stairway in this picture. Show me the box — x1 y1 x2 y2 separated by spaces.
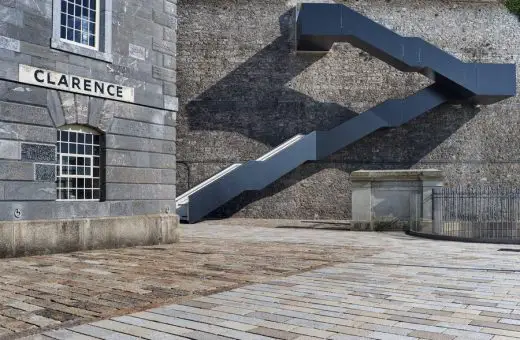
176 3 516 223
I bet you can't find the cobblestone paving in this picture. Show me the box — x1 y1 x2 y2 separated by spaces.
16 220 520 340
0 221 375 339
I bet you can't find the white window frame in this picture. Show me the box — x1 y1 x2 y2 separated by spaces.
58 0 101 50
51 0 113 63
56 126 102 202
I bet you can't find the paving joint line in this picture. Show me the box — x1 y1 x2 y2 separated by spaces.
345 261 520 273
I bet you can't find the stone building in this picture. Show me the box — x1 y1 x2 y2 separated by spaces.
0 0 178 257
177 0 520 221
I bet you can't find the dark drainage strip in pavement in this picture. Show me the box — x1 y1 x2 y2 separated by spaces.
276 220 352 230
498 248 520 252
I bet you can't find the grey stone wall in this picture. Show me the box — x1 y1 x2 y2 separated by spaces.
0 0 178 221
177 0 519 219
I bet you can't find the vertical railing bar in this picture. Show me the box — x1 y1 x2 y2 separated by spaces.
502 185 504 239
460 186 468 237
442 186 445 236
510 186 512 239
444 189 451 235
446 186 448 236
500 186 502 240
457 185 459 237
453 186 456 236
440 187 443 235
446 186 455 235
490 185 492 240
491 186 493 240
479 185 482 240
513 186 515 240
505 186 508 239
452 186 455 237
506 186 508 239
480 186 483 240
467 185 469 238
446 186 449 236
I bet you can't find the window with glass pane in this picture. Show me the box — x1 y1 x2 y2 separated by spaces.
56 128 101 201
60 0 98 48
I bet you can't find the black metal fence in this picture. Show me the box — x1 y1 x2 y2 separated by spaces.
420 186 520 243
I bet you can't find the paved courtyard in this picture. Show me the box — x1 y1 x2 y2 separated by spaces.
0 220 373 339
5 219 520 339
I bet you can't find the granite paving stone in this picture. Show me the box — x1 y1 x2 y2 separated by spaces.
442 328 493 340
212 305 256 316
150 308 225 325
387 316 439 326
367 332 417 340
89 319 181 339
16 336 51 340
66 324 140 340
110 315 192 335
255 320 299 332
433 322 481 332
500 318 520 325
247 312 291 323
478 327 520 338
284 318 333 330
327 335 366 340
41 329 98 340
355 324 413 336
407 330 455 340
180 330 231 340
248 326 299 340
218 321 257 332
326 325 372 337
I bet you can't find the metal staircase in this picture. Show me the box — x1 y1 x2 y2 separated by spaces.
176 3 516 223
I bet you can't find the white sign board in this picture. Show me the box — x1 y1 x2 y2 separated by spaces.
18 64 134 103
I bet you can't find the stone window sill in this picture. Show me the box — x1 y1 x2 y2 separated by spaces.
51 38 113 63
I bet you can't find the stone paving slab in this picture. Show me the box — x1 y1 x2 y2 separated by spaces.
14 219 520 340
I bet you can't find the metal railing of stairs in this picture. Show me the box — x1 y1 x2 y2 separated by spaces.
176 3 516 223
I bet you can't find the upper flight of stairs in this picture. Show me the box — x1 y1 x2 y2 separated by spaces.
176 3 516 223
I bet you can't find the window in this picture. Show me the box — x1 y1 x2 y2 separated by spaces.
56 126 102 201
52 0 113 62
59 0 99 49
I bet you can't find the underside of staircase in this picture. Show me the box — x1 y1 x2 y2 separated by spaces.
176 3 516 224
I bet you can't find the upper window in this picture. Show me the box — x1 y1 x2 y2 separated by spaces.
60 0 99 49
52 0 113 62
56 126 103 201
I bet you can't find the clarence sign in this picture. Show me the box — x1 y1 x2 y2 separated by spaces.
18 64 134 103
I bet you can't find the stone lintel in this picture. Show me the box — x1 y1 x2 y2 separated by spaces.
351 169 444 182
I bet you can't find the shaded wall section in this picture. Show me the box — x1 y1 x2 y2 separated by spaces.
177 0 520 219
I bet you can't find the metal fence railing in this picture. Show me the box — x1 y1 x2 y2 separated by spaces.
417 186 520 243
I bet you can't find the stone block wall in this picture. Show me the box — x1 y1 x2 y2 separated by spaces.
177 0 519 219
0 0 178 222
